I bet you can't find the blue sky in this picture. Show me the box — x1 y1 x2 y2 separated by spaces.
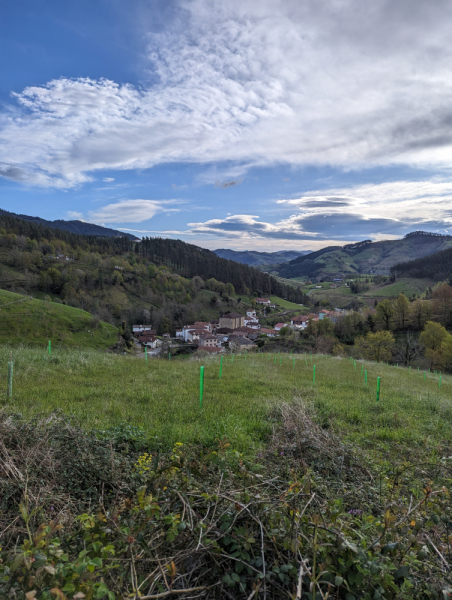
2 0 452 250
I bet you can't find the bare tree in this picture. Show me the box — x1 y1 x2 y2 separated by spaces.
396 331 423 366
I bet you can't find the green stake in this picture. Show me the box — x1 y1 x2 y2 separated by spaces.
409 366 411 372
364 370 367 386
199 366 204 409
48 340 51 355
219 355 223 379
313 364 316 384
439 375 442 389
145 347 148 362
354 361 356 371
376 376 381 402
7 356 13 399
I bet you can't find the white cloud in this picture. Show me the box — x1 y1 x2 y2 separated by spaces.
188 179 452 243
2 0 452 187
67 211 84 219
76 199 181 224
102 177 115 182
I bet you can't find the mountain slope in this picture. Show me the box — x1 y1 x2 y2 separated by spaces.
278 233 452 279
213 248 310 266
0 209 139 241
391 244 452 280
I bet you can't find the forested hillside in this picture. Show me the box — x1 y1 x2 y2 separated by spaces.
277 232 452 279
0 208 139 240
391 245 452 280
213 248 310 266
0 211 307 333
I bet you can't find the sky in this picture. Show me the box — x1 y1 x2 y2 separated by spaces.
2 0 452 251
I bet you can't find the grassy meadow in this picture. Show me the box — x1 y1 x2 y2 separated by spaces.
1 345 450 459
0 289 118 349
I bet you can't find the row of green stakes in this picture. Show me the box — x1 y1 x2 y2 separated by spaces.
352 356 442 388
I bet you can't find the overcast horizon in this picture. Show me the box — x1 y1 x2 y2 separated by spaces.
2 0 452 251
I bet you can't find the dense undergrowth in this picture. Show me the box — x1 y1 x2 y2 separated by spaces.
1 402 451 600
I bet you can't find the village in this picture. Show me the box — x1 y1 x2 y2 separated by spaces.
132 297 344 355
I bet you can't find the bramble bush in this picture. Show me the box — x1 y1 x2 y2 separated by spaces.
1 407 452 599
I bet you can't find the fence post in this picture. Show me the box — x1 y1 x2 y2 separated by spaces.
199 366 204 409
48 340 51 355
145 347 148 362
376 377 381 402
7 355 13 399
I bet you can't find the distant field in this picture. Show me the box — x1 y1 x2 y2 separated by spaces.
364 277 432 298
0 289 117 349
1 346 450 456
270 295 305 310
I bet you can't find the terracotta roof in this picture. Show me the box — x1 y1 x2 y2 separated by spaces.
138 335 156 342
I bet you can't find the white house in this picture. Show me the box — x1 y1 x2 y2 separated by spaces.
255 298 271 305
133 325 153 334
246 309 257 318
274 323 287 331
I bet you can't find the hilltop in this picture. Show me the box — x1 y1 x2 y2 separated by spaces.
277 232 452 279
214 248 310 266
0 208 139 241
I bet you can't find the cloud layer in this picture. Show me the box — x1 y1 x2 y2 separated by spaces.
188 179 452 243
3 0 452 187
69 199 181 224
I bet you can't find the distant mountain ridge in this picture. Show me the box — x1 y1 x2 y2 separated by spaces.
0 209 139 241
213 248 311 266
277 232 452 279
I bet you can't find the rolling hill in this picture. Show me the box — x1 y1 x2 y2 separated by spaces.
391 244 452 280
213 248 310 266
0 208 139 241
277 232 452 280
0 288 118 348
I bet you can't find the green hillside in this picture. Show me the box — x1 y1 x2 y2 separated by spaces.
307 277 434 308
278 232 452 280
0 289 117 349
0 210 307 333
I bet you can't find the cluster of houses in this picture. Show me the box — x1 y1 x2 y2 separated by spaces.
132 304 344 354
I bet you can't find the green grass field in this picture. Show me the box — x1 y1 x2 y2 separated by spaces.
363 277 433 298
0 289 117 349
1 345 450 459
269 295 305 310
